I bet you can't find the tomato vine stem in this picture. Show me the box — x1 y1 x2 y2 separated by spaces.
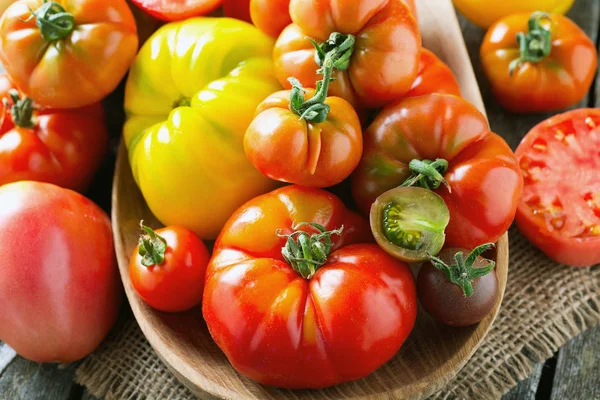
21 0 75 41
3 90 35 128
401 158 451 192
427 243 496 297
509 12 552 75
277 222 343 279
288 33 355 123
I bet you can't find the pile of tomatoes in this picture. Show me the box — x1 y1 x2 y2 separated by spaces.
0 0 597 392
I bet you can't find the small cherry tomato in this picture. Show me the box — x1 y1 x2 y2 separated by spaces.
129 223 210 312
515 109 600 267
370 186 450 262
418 244 498 327
481 12 597 113
245 50 362 188
404 49 461 99
130 0 221 21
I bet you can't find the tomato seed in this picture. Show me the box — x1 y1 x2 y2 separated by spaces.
585 117 596 128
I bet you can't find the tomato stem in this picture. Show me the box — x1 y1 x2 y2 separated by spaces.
288 33 355 123
509 12 552 75
277 222 343 279
138 221 167 267
21 0 75 42
401 158 451 192
427 243 496 297
3 90 35 128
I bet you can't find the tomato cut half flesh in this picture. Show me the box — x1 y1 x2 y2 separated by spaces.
515 109 600 266
131 0 222 21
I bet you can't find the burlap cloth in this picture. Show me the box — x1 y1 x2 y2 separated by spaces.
75 226 600 399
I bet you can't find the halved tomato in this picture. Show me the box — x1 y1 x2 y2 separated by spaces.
515 109 600 266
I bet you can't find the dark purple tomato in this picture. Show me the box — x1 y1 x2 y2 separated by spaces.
417 244 499 327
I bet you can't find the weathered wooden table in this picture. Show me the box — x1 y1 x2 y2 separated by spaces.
0 1 598 399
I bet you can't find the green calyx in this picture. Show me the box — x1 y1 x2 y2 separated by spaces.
401 158 451 192
428 243 496 297
138 222 167 267
278 222 343 279
509 12 552 75
288 32 355 123
3 89 35 128
22 0 75 42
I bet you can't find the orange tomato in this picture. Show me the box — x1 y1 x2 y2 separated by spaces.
0 0 138 108
273 0 421 109
481 12 597 113
244 88 362 188
251 0 290 37
404 49 460 98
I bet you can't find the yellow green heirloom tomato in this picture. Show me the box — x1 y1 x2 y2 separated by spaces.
124 18 281 239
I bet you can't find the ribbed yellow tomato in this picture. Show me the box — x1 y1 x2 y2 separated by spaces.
124 18 281 239
453 0 574 28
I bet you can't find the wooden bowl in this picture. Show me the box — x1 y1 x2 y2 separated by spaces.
112 0 509 398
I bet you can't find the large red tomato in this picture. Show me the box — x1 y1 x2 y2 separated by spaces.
0 74 108 191
516 109 600 266
351 94 523 249
0 181 121 362
203 185 417 389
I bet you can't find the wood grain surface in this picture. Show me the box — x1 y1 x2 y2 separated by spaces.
111 0 508 399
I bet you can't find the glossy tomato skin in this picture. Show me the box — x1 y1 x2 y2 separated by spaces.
454 0 573 29
244 89 362 188
250 0 290 37
131 0 221 21
125 18 281 240
404 49 461 98
351 94 523 249
481 13 597 113
0 75 108 191
0 181 120 362
0 0 138 109
129 226 210 312
515 109 600 267
203 185 418 389
417 248 498 327
274 0 420 109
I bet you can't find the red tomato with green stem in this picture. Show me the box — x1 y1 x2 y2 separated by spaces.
0 181 120 362
352 94 523 250
0 74 108 191
130 0 221 21
245 43 362 188
203 185 417 389
516 109 600 266
129 223 210 312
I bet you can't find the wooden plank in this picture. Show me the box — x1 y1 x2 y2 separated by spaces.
0 356 78 400
550 326 600 400
0 342 17 375
457 0 600 149
502 364 543 400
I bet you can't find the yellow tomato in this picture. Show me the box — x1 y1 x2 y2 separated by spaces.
124 18 281 239
453 0 574 28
